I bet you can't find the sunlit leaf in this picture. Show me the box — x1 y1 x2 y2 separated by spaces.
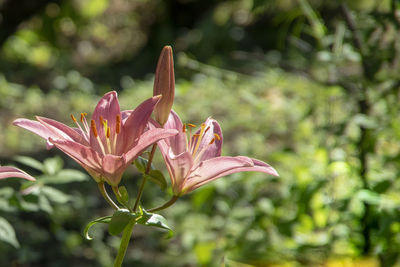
108 209 136 236
13 156 44 172
0 217 19 248
43 157 64 175
84 216 112 240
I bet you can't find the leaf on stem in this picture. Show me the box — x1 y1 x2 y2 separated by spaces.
108 209 136 236
84 215 112 240
137 208 173 235
144 170 167 190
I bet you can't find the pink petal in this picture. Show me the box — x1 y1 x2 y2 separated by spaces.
183 156 278 193
193 118 223 162
117 95 161 154
164 110 183 132
36 116 88 145
0 166 35 181
166 150 193 195
13 118 58 148
49 138 103 181
124 128 178 163
91 91 121 140
102 154 127 186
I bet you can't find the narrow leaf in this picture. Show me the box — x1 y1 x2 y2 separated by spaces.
108 209 136 236
14 156 44 172
0 217 19 248
118 186 129 204
144 170 167 190
134 156 149 173
43 157 64 175
41 186 70 204
84 216 112 240
40 169 88 184
137 209 172 232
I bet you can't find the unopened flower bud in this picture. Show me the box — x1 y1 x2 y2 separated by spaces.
153 45 175 126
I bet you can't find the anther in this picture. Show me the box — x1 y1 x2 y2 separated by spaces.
80 113 87 123
116 115 121 134
71 114 77 122
214 133 221 140
204 126 210 134
187 123 196 128
209 138 215 145
99 116 104 125
91 120 98 137
106 127 111 138
182 124 187 133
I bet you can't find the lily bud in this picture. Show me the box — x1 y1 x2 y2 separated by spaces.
153 45 175 126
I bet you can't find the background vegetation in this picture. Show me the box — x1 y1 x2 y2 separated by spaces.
0 0 399 266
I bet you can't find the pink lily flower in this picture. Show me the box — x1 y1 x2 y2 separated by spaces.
153 110 278 196
0 166 35 181
13 91 178 186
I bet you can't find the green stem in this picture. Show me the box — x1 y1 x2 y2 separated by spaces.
133 144 157 211
98 182 119 210
113 219 135 267
148 195 179 212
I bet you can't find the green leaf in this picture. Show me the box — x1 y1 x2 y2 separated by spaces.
108 209 136 236
38 194 53 213
43 157 64 175
144 170 167 190
0 217 19 248
137 209 172 233
118 186 129 204
134 156 149 173
41 186 70 204
84 216 112 240
357 189 381 205
13 156 44 172
40 169 88 184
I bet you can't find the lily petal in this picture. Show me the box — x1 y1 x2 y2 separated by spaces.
91 91 121 140
13 118 59 148
102 154 126 186
124 128 178 163
49 138 103 181
194 118 223 162
0 166 35 181
36 116 88 145
183 156 277 192
117 95 162 154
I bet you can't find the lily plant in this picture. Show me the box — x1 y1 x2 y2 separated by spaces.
10 45 278 267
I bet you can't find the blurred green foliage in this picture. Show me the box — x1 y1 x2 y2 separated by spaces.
1 0 400 266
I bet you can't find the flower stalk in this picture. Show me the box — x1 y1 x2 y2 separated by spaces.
98 182 119 210
133 143 157 212
113 218 136 267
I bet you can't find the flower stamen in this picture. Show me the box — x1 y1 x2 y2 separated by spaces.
91 119 106 155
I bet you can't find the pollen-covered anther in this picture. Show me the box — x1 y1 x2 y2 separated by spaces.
214 133 221 140
80 113 87 123
99 116 104 125
182 124 187 133
106 127 111 138
71 114 77 122
116 115 121 134
209 138 215 145
91 120 98 137
187 123 196 128
204 126 210 134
